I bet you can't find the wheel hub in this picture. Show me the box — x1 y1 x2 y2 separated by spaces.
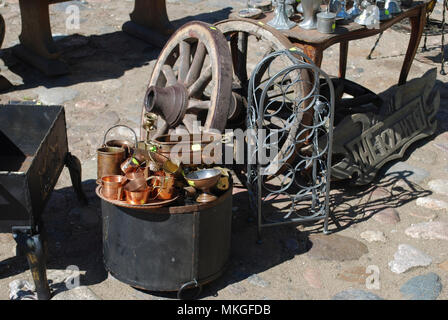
144 83 189 128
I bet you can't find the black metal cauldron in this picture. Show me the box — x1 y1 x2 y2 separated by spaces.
101 186 232 298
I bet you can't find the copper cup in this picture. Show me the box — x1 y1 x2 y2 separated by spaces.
149 172 175 200
124 186 151 205
125 171 149 192
101 175 127 200
120 156 141 175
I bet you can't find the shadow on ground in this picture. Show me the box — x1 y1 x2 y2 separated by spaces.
0 179 106 290
0 142 436 300
0 7 232 93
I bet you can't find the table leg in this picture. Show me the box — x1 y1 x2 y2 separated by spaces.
122 0 175 48
0 13 13 92
65 152 88 206
302 45 323 135
339 41 348 79
399 6 426 85
303 44 323 67
14 0 68 76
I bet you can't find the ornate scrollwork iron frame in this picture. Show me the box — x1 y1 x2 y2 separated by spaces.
246 49 337 239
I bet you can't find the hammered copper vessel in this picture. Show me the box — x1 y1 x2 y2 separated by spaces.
97 146 126 180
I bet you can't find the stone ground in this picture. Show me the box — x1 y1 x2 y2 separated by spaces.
1 0 448 300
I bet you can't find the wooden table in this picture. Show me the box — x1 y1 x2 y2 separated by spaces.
122 0 175 48
11 0 173 76
260 1 430 86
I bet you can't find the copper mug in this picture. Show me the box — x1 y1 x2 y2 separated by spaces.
120 156 142 175
124 185 151 205
125 171 149 192
101 175 128 200
150 172 175 200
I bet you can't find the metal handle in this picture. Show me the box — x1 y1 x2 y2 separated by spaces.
103 125 138 147
177 279 202 300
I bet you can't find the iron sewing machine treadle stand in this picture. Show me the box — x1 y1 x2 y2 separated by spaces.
0 105 87 300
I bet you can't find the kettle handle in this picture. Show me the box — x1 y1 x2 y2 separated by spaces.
103 125 138 147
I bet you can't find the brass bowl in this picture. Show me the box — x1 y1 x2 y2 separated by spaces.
184 169 221 203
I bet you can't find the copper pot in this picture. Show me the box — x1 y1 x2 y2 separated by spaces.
105 139 133 158
98 125 138 179
151 133 223 165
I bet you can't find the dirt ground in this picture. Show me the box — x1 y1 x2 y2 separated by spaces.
0 0 448 300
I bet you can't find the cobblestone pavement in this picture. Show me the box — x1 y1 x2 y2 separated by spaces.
1 0 448 300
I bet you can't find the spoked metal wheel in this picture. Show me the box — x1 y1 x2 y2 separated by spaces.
215 19 314 177
141 21 233 140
